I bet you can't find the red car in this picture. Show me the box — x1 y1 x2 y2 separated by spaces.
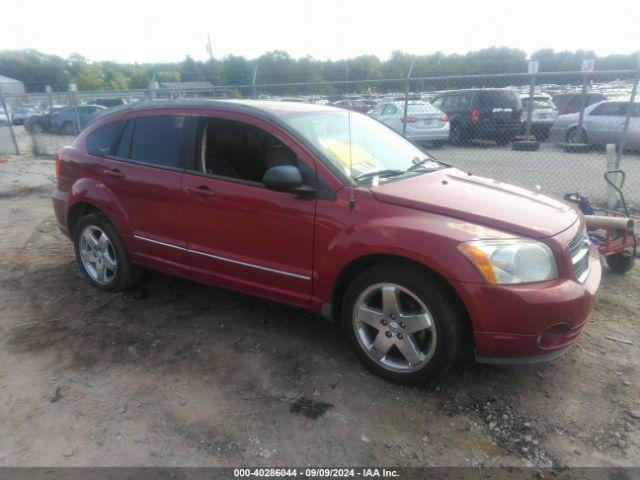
552 92 607 116
52 100 601 384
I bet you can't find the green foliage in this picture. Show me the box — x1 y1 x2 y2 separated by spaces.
0 48 637 94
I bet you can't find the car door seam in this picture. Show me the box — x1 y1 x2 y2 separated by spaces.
133 234 311 280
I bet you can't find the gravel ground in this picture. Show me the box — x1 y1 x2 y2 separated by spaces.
0 154 639 471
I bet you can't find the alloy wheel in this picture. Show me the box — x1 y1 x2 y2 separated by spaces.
79 225 117 285
352 283 437 373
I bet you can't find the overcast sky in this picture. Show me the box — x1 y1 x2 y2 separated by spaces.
2 0 639 63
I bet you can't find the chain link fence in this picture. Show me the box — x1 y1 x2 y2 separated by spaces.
1 67 639 209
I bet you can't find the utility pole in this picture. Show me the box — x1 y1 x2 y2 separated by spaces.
206 35 213 61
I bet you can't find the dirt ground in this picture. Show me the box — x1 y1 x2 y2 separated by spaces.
1 154 639 470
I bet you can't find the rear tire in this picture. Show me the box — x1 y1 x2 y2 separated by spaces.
449 123 466 146
73 213 143 292
606 252 635 274
341 262 465 384
62 122 75 136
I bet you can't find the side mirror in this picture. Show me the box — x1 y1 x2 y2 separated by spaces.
262 165 312 193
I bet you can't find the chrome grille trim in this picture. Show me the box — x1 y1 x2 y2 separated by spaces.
568 229 590 284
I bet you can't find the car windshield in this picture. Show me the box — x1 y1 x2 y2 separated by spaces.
283 110 443 182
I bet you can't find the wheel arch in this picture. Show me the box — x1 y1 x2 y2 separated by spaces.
329 253 473 349
67 201 107 237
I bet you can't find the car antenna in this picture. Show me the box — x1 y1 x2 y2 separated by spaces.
348 109 355 210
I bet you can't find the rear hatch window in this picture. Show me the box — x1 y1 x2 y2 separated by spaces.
480 90 521 109
522 98 556 110
407 103 439 114
479 90 521 120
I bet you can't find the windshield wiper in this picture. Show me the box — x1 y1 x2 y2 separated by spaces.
354 169 405 182
406 156 450 172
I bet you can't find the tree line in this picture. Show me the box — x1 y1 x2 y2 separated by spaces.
0 47 638 95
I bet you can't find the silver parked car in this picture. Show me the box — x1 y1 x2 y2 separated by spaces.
550 101 640 148
369 101 450 146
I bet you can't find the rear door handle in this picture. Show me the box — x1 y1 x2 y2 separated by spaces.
103 168 125 179
186 185 216 198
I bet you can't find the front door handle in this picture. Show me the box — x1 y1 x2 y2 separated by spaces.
103 168 125 179
186 185 216 198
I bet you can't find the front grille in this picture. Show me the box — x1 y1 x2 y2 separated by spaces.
568 229 590 283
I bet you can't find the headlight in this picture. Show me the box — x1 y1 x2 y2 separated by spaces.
458 239 557 284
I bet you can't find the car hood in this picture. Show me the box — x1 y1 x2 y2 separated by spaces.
371 168 579 239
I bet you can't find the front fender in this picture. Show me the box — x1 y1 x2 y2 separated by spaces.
311 190 500 310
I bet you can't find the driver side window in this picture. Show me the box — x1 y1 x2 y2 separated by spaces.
197 117 313 186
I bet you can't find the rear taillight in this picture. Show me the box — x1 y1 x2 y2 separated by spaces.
55 151 62 180
440 114 449 122
471 109 480 122
401 115 418 123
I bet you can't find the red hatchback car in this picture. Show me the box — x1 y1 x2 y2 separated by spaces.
52 100 601 383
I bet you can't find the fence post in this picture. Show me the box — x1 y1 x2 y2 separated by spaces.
524 72 536 140
575 62 595 146
46 85 53 111
0 85 20 155
514 61 541 151
616 51 640 168
67 84 80 135
252 66 258 99
606 144 621 209
402 58 416 137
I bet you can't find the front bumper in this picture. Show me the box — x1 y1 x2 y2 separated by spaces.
452 249 601 363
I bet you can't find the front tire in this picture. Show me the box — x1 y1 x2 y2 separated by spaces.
566 127 588 145
341 262 465 384
73 213 142 292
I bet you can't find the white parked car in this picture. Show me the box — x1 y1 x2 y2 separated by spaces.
369 101 450 146
520 95 558 141
550 101 640 149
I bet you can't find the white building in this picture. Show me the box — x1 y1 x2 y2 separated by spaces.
0 74 26 96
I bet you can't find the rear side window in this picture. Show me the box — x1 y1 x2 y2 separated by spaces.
591 102 625 116
86 121 122 156
128 116 186 168
115 120 134 158
382 104 398 114
552 93 570 107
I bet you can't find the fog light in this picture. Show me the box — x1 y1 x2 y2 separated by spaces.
537 323 570 349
